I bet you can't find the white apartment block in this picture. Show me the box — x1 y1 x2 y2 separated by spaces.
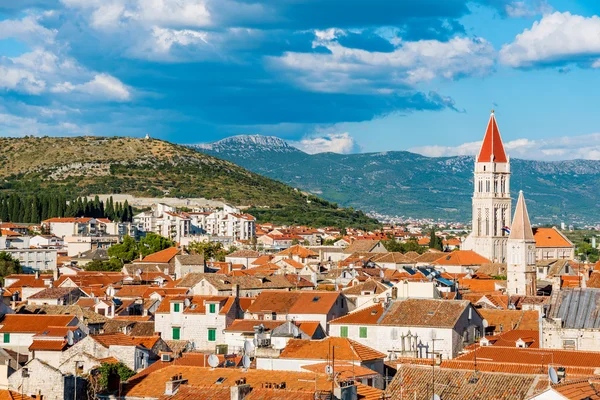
134 203 255 242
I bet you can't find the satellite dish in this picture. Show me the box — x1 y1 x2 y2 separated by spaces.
548 367 559 384
325 365 333 375
252 338 258 347
208 354 219 368
67 330 74 346
482 319 489 328
242 355 251 369
184 298 191 307
243 340 254 354
432 395 441 400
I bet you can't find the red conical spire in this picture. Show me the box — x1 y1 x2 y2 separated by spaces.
477 110 508 163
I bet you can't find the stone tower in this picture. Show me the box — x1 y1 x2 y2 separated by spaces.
507 190 537 296
462 111 511 262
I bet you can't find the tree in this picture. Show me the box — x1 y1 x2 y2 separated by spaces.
429 228 444 251
97 362 135 391
138 233 174 257
108 235 138 263
383 238 403 252
188 241 227 261
0 252 21 283
84 259 123 272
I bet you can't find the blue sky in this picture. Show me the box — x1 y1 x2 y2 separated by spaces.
1 0 600 160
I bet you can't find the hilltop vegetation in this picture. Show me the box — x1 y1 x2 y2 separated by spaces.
194 135 600 224
0 136 378 229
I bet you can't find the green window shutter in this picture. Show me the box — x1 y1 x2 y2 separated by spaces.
3 333 9 343
174 303 180 312
172 327 180 340
209 304 216 313
359 327 368 338
340 326 348 338
208 329 216 342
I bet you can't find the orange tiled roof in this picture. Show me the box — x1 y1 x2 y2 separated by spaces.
29 340 69 351
0 315 75 333
479 309 539 332
92 333 159 349
124 366 337 398
551 378 600 399
246 291 340 315
455 346 600 370
279 337 386 362
274 245 318 259
141 247 180 263
116 285 152 298
43 217 93 223
533 227 573 248
301 362 379 379
330 304 384 325
432 250 492 266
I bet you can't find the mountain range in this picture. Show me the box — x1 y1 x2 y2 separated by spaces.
192 135 600 224
0 136 378 229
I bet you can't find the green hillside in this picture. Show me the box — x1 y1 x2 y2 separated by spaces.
0 136 379 229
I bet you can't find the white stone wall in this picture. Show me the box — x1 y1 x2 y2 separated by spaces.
542 319 600 351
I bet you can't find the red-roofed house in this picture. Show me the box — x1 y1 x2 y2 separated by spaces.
256 337 386 381
244 290 350 331
533 227 575 260
41 217 98 238
154 295 243 351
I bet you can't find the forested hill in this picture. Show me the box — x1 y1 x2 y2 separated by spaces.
0 136 378 229
193 135 600 224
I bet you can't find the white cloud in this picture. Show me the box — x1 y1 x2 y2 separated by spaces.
500 12 600 68
52 73 131 101
61 0 212 30
0 47 131 101
410 133 600 161
289 133 357 154
505 0 552 18
0 66 46 94
0 15 57 45
270 32 495 93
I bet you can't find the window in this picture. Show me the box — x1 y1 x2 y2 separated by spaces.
2 333 9 343
174 303 180 312
209 304 216 313
340 326 348 338
208 328 216 342
172 327 180 340
359 327 368 338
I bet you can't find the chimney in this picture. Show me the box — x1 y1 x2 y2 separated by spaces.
164 375 187 395
53 267 59 281
140 253 143 261
35 271 40 280
228 262 233 274
230 383 252 400
154 331 161 337
232 284 239 298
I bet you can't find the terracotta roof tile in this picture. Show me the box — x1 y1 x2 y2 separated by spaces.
533 227 573 248
478 309 539 332
280 337 385 362
142 247 180 263
0 315 75 333
387 364 540 400
246 291 340 315
433 250 492 266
